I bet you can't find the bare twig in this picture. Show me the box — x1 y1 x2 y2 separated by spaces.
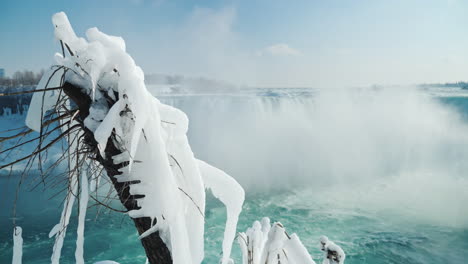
0 124 80 170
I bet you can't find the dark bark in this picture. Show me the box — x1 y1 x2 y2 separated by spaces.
62 82 172 264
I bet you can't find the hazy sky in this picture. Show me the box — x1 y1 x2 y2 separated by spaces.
2 0 468 87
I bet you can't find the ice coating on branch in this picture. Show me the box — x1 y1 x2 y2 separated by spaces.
45 116 83 263
47 12 245 263
94 100 124 158
319 236 345 264
12 226 23 264
75 170 89 264
319 235 328 251
49 170 78 264
51 11 147 166
238 218 316 264
52 13 87 50
26 16 87 262
86 27 126 52
283 234 316 264
198 160 244 264
25 68 64 132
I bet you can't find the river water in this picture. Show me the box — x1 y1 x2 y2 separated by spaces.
1 86 467 263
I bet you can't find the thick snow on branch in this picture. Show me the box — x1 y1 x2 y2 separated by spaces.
238 218 316 264
33 12 245 264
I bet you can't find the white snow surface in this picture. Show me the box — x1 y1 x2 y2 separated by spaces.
12 226 23 264
30 12 246 264
238 218 316 264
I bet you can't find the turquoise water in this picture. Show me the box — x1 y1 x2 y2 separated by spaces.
1 87 468 263
1 178 467 264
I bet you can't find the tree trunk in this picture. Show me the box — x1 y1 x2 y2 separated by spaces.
62 82 172 264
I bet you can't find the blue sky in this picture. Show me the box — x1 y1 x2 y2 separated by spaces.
1 0 468 87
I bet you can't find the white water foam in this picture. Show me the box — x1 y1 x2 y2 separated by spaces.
159 87 468 227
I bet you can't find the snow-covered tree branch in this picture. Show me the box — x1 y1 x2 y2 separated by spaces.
2 12 346 264
5 12 245 264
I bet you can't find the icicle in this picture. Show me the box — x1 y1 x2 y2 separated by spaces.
94 99 125 158
197 160 245 264
25 68 63 132
12 226 23 264
75 169 89 264
49 172 78 264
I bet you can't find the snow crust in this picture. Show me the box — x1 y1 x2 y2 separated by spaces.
28 12 245 264
238 218 316 264
12 226 23 264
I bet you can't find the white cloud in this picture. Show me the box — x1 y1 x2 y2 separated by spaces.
141 7 312 87
259 43 301 57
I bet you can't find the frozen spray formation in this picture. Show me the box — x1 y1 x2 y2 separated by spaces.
23 12 245 264
238 217 317 264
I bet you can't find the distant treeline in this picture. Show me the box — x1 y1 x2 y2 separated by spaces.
0 69 44 87
145 73 236 93
0 86 33 116
0 70 45 115
419 82 468 89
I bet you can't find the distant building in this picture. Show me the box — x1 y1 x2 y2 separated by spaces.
0 68 4 78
